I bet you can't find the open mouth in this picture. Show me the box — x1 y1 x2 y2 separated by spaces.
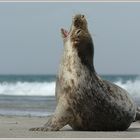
61 28 69 38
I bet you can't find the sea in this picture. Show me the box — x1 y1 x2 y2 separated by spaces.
0 74 140 117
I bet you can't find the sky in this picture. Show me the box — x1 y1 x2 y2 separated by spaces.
0 2 140 75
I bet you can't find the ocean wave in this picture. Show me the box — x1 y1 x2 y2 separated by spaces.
0 82 55 96
0 79 140 97
115 79 140 98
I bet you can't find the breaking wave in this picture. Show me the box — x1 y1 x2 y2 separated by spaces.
115 79 140 98
0 82 55 96
0 79 140 97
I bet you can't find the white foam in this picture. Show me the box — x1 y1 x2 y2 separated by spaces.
0 82 55 96
115 79 140 98
0 79 140 97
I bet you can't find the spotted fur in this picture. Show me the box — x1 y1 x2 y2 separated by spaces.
29 14 137 132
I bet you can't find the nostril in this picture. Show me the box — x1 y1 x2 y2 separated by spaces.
81 15 84 18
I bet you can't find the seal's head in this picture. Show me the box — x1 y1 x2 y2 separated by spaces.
61 14 88 43
61 14 94 69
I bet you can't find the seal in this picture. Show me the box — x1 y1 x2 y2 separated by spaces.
30 14 139 131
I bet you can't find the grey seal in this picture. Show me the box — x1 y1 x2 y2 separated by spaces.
30 14 140 131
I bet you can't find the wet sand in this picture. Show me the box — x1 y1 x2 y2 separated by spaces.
0 115 140 138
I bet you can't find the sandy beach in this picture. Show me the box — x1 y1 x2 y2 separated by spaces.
0 115 140 138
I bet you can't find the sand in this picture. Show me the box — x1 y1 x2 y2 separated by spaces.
0 115 140 138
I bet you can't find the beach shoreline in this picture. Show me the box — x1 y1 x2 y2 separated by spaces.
0 115 140 138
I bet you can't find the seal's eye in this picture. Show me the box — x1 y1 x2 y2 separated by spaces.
75 29 82 36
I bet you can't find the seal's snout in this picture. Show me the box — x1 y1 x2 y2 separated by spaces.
73 14 87 29
73 14 85 21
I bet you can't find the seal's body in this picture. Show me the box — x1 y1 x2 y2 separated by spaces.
30 14 138 131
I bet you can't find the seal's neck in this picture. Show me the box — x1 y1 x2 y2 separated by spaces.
62 39 95 73
76 39 95 72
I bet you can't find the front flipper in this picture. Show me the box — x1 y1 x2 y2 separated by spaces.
29 97 74 131
29 116 55 131
29 127 53 131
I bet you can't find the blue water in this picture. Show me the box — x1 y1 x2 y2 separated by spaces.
0 74 139 116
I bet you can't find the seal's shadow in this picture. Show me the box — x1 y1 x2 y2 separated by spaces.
127 128 140 132
61 125 140 132
61 128 140 132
